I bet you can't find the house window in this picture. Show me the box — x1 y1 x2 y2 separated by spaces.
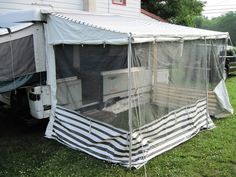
112 0 126 6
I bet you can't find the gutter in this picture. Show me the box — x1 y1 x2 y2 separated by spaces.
141 9 167 22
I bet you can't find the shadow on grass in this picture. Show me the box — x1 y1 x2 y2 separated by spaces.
0 107 48 137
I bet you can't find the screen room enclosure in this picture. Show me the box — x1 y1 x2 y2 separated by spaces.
41 12 232 168
0 10 233 169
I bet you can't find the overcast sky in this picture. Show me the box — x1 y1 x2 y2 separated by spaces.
201 0 236 19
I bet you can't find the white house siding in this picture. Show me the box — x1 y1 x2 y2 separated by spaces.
96 0 141 17
0 0 157 21
0 0 84 14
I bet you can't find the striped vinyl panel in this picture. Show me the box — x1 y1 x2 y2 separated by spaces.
47 98 214 168
152 83 220 116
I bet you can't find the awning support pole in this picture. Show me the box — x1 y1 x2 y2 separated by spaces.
204 37 209 126
223 37 229 78
128 33 133 169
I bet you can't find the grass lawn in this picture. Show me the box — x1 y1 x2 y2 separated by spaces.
0 76 235 177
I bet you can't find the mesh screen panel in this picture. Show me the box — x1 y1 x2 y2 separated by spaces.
207 39 225 90
0 35 36 81
54 44 129 130
130 40 208 128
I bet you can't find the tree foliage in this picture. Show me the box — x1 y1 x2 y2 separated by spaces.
141 0 204 26
195 12 236 46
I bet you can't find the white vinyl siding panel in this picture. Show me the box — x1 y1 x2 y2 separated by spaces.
0 0 84 13
96 0 141 17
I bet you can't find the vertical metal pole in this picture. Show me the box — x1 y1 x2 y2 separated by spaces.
225 37 229 56
128 33 133 169
204 37 209 126
223 37 229 79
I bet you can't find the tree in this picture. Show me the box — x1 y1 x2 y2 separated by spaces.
195 12 236 46
141 0 204 26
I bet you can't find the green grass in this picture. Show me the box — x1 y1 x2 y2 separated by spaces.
0 77 236 177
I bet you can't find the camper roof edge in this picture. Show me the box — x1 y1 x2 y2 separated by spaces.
0 9 44 24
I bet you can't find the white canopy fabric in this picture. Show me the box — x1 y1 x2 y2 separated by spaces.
46 14 128 45
213 79 234 117
45 11 229 45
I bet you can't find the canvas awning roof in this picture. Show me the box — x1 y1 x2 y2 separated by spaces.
44 10 229 45
0 9 229 44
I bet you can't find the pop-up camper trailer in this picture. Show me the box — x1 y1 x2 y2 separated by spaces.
0 18 49 118
0 10 233 168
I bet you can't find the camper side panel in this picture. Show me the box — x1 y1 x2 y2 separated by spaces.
0 24 46 73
